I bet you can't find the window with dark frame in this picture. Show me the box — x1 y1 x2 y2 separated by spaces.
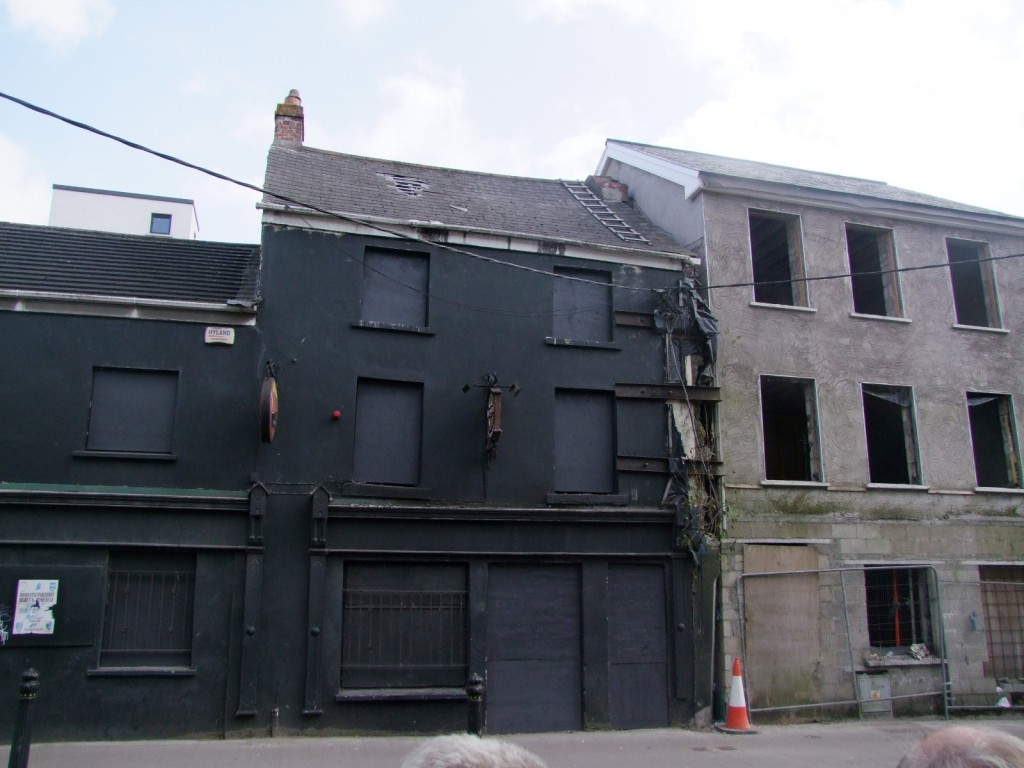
100 551 195 668
947 239 1000 328
846 224 902 317
759 376 822 482
341 563 467 689
552 267 612 342
862 384 920 485
86 368 179 454
864 566 935 650
360 248 429 328
352 378 424 486
748 210 807 306
553 389 616 493
967 392 1021 489
149 213 172 235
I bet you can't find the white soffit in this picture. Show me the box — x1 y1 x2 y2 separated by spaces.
598 143 703 200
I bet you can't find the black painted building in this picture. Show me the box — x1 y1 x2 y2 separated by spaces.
0 93 721 739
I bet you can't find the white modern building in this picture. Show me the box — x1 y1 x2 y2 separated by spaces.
49 184 199 239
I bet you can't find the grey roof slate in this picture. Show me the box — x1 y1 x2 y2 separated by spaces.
0 221 261 306
609 141 1022 219
262 144 687 255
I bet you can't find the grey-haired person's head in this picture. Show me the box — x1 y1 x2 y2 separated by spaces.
401 734 547 768
897 725 1024 768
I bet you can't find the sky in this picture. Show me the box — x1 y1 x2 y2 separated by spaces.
2 0 1023 244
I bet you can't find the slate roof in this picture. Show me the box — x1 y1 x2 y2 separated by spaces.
608 141 1022 219
261 144 688 255
0 221 261 306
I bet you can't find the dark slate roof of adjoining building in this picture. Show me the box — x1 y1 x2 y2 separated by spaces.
0 221 261 305
261 144 688 255
607 141 1022 220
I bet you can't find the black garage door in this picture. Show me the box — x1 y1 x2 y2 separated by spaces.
486 565 581 733
608 564 669 728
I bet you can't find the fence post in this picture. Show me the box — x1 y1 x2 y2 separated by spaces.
466 673 485 735
7 668 39 768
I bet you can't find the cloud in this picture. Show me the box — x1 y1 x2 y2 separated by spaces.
0 135 51 224
3 0 115 52
326 0 396 29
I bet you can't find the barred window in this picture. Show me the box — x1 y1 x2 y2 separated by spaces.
341 564 467 689
100 552 195 668
864 566 935 650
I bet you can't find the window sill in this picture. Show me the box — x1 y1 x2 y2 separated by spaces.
866 483 930 492
546 492 629 506
849 312 911 324
544 337 620 350
749 302 816 314
862 655 943 669
73 450 176 461
335 687 468 703
88 666 196 677
342 482 432 500
761 480 828 488
974 486 1024 495
952 323 1008 335
351 320 434 335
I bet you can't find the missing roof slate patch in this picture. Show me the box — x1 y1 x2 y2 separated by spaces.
378 173 430 197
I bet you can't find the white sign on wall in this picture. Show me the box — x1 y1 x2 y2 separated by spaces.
13 579 59 635
205 327 236 345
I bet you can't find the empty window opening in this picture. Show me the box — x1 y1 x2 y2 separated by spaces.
360 248 429 328
748 211 807 306
760 376 821 482
864 566 935 650
552 267 612 342
353 379 424 486
947 239 1000 328
101 551 195 668
149 213 172 235
846 225 902 317
862 384 920 484
341 563 467 689
86 368 178 454
979 566 1024 681
554 389 616 493
967 393 1021 488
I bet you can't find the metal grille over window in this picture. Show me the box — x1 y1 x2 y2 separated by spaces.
101 563 195 667
341 588 468 688
561 182 649 244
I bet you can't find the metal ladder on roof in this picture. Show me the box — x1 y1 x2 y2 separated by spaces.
562 181 650 244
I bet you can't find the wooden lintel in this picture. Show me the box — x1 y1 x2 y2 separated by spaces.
615 384 721 401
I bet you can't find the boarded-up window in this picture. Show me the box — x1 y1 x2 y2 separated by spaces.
87 368 178 454
759 376 821 482
101 551 195 667
552 267 612 342
979 566 1024 680
864 566 935 649
947 239 1000 328
862 384 920 485
967 392 1021 489
360 248 429 327
846 224 902 317
341 563 467 689
353 379 423 486
554 389 616 493
749 210 807 306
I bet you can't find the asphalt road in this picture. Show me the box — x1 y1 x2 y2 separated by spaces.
8 718 1024 768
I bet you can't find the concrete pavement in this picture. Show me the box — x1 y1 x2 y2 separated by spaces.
7 718 1024 768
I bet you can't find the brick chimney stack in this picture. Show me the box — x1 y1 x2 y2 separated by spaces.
274 89 304 144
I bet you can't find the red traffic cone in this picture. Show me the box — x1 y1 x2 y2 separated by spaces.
715 657 759 734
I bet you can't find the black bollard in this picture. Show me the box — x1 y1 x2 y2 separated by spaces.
7 668 39 768
466 673 484 735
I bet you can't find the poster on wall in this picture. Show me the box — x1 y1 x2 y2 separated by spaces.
13 579 59 635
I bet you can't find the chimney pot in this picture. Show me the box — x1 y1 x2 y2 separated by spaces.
585 176 629 203
274 89 305 144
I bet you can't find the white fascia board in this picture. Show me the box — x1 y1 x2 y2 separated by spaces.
0 290 256 325
599 143 704 200
260 207 698 271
